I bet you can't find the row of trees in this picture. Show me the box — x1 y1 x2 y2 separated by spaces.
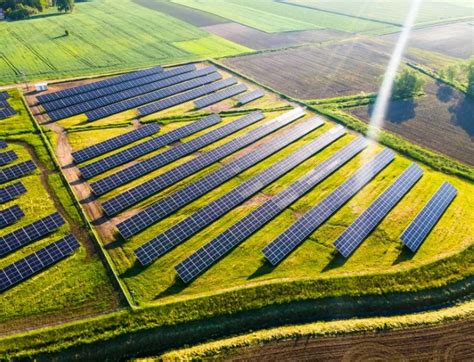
439 57 474 97
0 0 74 20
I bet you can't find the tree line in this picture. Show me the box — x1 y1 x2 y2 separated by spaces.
0 0 75 20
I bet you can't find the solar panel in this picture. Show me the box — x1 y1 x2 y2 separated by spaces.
133 125 346 264
0 205 24 228
194 84 247 109
0 99 9 108
86 72 222 122
46 66 216 121
121 116 327 240
0 160 36 184
42 65 196 112
0 234 80 292
89 111 264 191
37 66 164 103
72 123 160 164
0 151 18 166
0 91 9 100
137 77 237 117
0 182 26 203
0 212 65 257
263 149 396 265
175 137 370 282
81 114 221 181
101 108 305 216
333 163 423 258
237 89 265 105
401 181 457 252
0 140 6 149
0 107 16 120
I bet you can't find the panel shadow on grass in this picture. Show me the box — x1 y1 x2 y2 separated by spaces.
154 276 189 299
393 246 415 265
248 259 277 280
322 251 348 272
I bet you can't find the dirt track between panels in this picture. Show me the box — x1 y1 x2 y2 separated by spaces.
224 318 474 361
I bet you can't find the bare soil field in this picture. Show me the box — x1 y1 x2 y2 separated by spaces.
382 22 474 59
223 318 474 361
223 40 391 99
132 0 229 27
348 80 474 166
202 22 349 50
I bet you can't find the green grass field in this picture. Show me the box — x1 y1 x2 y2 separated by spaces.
0 91 119 333
0 0 250 85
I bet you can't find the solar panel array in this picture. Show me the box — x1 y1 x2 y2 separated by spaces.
0 234 80 292
0 140 6 149
0 212 65 257
38 66 163 103
237 89 265 105
72 123 160 164
333 163 423 258
121 116 325 240
90 111 264 192
86 72 222 123
263 149 396 266
82 114 221 181
0 91 9 100
0 99 9 108
0 107 16 120
102 108 305 216
0 182 26 203
0 151 18 166
133 125 346 265
0 160 36 183
137 77 237 117
194 84 247 109
42 65 196 112
175 137 369 282
47 66 215 121
0 205 24 228
401 181 457 252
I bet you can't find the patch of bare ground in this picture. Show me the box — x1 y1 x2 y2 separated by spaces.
223 318 474 361
202 22 349 50
348 80 474 166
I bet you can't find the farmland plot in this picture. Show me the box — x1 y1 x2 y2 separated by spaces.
348 80 474 166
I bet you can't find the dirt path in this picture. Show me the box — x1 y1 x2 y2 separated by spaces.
224 318 474 361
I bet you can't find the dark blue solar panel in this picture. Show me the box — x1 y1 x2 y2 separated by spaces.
0 182 26 203
72 123 160 164
46 66 216 121
121 116 327 240
262 149 396 265
0 140 6 149
0 91 9 100
175 137 371 282
82 114 221 182
0 205 24 228
101 108 305 216
133 125 347 265
0 161 36 184
137 77 237 117
42 65 196 112
0 212 65 257
37 66 163 103
0 107 16 120
401 181 457 252
90 111 264 192
237 89 265 105
0 234 80 292
85 72 222 122
194 84 247 109
333 163 423 257
0 151 18 166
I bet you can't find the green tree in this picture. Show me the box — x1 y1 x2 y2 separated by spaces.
57 0 74 12
392 69 424 98
466 58 474 97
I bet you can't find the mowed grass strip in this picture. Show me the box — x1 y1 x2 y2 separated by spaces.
0 0 250 85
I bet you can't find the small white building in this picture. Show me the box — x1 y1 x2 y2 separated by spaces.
35 82 48 92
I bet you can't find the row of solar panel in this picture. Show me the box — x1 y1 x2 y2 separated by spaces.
86 72 223 122
194 84 247 109
0 160 36 184
0 150 18 166
0 91 9 100
47 66 216 121
42 64 196 112
100 108 305 216
0 106 16 120
237 89 265 105
37 66 163 103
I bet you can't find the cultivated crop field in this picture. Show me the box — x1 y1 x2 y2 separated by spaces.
348 80 474 166
0 91 119 334
0 0 250 85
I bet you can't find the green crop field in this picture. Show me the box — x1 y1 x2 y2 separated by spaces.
172 0 398 33
0 91 119 334
0 0 250 85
